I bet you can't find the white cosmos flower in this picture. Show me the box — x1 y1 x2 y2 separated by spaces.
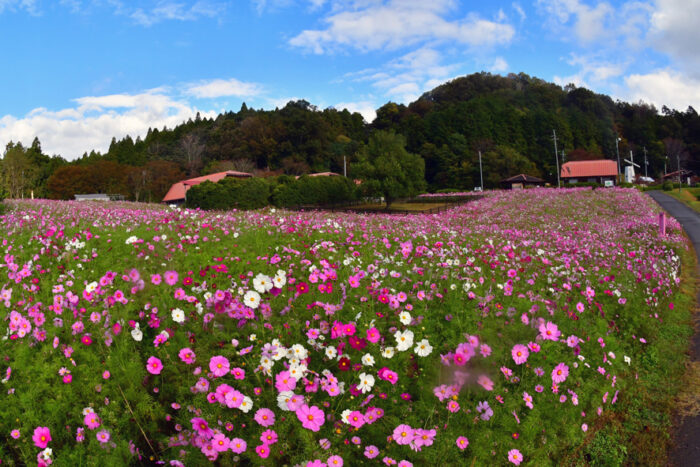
253 274 273 293
399 311 412 325
624 356 631 365
361 353 375 366
171 308 185 324
382 347 395 359
340 409 352 424
273 274 287 288
277 391 294 411
288 363 307 380
243 290 261 309
325 346 337 359
239 396 253 413
290 344 308 360
394 330 414 351
357 373 375 393
131 326 143 342
414 339 433 357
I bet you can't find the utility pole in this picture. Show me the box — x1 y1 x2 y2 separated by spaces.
643 147 648 178
615 136 621 184
478 150 484 191
561 148 565 164
552 130 561 188
343 156 347 177
678 152 682 193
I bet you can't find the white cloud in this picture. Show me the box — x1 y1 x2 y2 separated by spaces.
490 57 508 73
0 90 216 160
346 47 462 103
332 100 377 122
650 0 700 73
129 1 226 26
185 78 263 98
622 69 700 111
512 2 526 21
0 0 38 14
554 53 626 88
289 0 514 53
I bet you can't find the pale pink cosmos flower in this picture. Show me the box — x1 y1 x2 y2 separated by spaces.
84 412 101 429
392 424 414 445
539 321 561 341
276 371 297 392
230 437 247 453
164 270 179 286
254 408 275 427
508 448 523 465
511 344 529 365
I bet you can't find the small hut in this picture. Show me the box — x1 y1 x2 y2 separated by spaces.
500 174 545 190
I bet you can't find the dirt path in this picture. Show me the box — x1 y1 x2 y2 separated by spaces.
648 191 700 467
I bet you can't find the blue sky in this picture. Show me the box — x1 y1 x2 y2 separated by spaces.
0 0 698 159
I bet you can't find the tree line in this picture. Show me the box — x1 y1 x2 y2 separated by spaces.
1 72 698 201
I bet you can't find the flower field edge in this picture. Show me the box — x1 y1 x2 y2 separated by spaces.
0 189 695 466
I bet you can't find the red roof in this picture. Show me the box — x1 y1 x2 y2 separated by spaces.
560 160 617 178
162 171 253 202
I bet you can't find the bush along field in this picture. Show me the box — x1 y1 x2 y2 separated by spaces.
0 188 692 466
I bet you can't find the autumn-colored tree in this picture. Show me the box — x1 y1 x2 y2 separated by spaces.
47 165 93 199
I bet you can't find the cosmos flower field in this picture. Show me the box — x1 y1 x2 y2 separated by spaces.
0 188 690 466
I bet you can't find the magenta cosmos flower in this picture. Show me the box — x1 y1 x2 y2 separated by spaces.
552 363 569 384
164 270 179 286
209 355 230 377
296 404 325 432
146 356 163 375
96 430 110 444
511 344 529 365
84 412 101 429
32 426 51 449
508 448 523 465
456 436 469 450
178 347 196 364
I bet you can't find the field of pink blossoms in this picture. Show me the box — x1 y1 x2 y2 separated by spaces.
0 188 689 466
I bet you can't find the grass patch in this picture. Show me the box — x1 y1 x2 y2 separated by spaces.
664 188 700 213
582 241 698 466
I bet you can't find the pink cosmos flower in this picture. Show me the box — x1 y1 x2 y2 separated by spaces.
191 417 213 439
211 433 230 452
260 429 278 445
164 270 179 286
231 367 245 380
150 274 162 285
254 408 276 427
552 363 569 384
539 321 561 341
392 424 414 445
178 347 196 364
96 430 110 444
347 410 366 429
32 427 51 449
146 356 163 375
276 371 297 392
447 400 460 413
10 429 20 439
327 455 344 466
255 444 270 458
366 327 381 343
508 448 523 465
477 375 494 391
230 438 247 454
84 412 101 430
209 355 230 377
364 445 379 459
455 436 469 450
511 344 529 365
296 404 325 432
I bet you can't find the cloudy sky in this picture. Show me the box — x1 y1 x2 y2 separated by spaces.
0 0 698 159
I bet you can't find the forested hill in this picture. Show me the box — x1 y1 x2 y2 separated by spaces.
2 72 699 201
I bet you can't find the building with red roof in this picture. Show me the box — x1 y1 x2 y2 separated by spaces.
560 160 618 185
162 171 253 204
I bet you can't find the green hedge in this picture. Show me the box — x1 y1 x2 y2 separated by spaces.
185 175 357 210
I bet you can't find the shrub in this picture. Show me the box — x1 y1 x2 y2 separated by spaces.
662 180 673 191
